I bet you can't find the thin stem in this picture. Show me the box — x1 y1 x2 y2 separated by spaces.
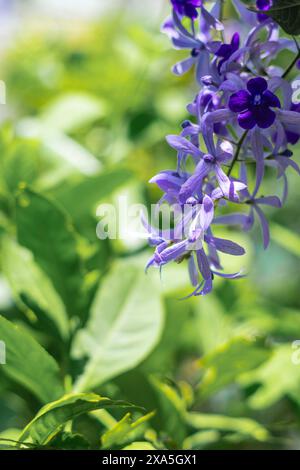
282 38 300 79
227 130 249 177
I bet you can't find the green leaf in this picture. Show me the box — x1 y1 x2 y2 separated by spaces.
40 92 106 133
0 315 64 403
1 237 69 339
19 392 137 444
271 223 300 258
72 262 164 391
239 345 300 409
15 186 85 317
47 431 90 450
150 377 187 446
197 337 271 400
50 168 133 221
101 411 155 449
186 413 269 442
123 441 156 450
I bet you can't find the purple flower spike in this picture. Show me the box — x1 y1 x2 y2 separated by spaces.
171 0 202 19
215 33 240 73
228 77 281 130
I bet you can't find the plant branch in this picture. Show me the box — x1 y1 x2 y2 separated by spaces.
282 38 300 79
227 130 249 177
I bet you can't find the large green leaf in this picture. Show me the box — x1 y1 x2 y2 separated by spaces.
72 262 164 391
1 237 69 339
19 393 136 444
15 186 85 317
197 337 270 400
0 316 64 403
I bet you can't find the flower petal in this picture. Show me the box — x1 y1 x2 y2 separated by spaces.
238 110 256 129
262 90 281 108
247 77 268 94
228 90 250 112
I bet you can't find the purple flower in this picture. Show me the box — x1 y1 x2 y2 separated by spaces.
171 0 202 19
228 77 281 129
215 33 240 73
256 0 272 22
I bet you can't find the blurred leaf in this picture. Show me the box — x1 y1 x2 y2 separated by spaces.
18 118 101 176
72 262 164 390
19 393 136 444
2 237 69 339
51 168 133 221
150 377 187 446
15 187 85 317
101 411 155 449
183 430 220 450
41 92 106 133
186 412 269 442
271 223 300 258
123 441 156 450
0 315 64 403
198 337 271 400
239 345 300 409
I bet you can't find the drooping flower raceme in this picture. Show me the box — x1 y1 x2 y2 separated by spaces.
145 0 300 297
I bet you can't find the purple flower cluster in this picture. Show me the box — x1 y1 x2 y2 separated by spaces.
145 0 300 297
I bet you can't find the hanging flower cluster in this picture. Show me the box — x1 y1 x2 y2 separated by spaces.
145 0 300 297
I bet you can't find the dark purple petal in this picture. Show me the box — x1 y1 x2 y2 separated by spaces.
228 90 250 113
247 77 268 95
262 90 281 108
231 32 240 51
257 0 272 11
253 106 276 129
238 110 256 129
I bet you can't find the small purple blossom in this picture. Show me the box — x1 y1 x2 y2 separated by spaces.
228 77 281 129
171 0 202 19
215 33 240 73
256 0 272 22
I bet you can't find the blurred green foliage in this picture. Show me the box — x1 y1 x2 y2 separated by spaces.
0 9 300 451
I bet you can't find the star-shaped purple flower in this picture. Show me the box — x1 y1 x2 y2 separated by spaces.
215 32 240 73
228 77 281 130
171 0 202 19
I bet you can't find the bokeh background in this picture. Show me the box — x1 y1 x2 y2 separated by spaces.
0 0 300 450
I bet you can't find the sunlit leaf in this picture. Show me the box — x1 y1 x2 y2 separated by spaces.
72 262 164 390
19 393 137 444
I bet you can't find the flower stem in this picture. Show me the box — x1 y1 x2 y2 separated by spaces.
227 130 249 177
282 38 300 79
